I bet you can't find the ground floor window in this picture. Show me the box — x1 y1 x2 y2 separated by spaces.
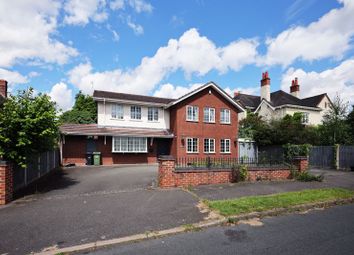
220 139 231 153
204 138 215 153
186 138 199 153
112 137 147 153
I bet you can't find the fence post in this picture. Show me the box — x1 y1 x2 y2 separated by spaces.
38 154 41 178
335 144 340 170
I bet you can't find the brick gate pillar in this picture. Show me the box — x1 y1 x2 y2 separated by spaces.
158 156 176 188
0 161 13 205
293 156 309 173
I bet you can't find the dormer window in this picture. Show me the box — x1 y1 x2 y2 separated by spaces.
111 104 124 119
130 106 141 120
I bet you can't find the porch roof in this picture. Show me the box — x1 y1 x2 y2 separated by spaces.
60 124 174 138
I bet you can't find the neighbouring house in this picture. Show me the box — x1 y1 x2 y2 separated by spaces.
60 82 245 165
234 72 332 125
0 79 7 105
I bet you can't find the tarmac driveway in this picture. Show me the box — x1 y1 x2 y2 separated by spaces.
0 165 205 255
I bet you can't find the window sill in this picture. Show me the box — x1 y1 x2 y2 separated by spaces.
186 120 199 123
220 152 231 154
130 119 143 122
147 120 160 123
112 151 148 153
204 152 215 154
203 121 216 124
186 152 199 154
110 118 124 121
220 122 231 125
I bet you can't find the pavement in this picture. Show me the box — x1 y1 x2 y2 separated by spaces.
0 165 205 255
0 166 353 254
80 203 354 255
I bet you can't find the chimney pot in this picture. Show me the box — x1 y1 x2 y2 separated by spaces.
234 91 239 98
260 71 271 101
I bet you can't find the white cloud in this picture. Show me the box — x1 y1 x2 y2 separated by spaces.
153 83 203 98
281 59 354 104
48 82 73 111
261 0 354 66
67 28 259 95
110 0 125 10
64 0 108 26
0 68 28 86
0 1 78 68
127 0 153 13
126 16 144 35
107 24 120 42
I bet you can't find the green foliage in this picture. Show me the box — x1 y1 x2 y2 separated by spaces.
59 91 97 124
320 94 351 145
239 111 266 139
232 164 248 182
0 88 59 167
347 105 354 144
283 144 312 162
295 171 324 182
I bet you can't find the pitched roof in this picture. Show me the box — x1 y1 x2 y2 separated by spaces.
93 90 175 105
167 82 245 112
301 93 327 107
234 90 324 110
60 124 174 138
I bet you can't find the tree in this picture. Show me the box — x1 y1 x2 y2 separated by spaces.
347 105 354 144
239 111 266 139
59 91 97 124
321 94 351 145
0 88 59 167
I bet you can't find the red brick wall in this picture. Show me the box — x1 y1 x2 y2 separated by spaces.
169 87 239 159
62 135 159 165
293 157 309 172
0 162 13 205
158 159 293 188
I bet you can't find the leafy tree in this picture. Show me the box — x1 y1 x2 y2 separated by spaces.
59 91 97 124
347 105 354 144
239 111 266 139
321 94 351 145
0 88 59 167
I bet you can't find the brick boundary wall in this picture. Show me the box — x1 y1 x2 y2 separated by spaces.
0 161 13 205
158 156 306 188
293 156 309 172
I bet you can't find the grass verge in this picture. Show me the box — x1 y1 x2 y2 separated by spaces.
206 188 354 216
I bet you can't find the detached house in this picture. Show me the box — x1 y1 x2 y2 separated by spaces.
0 80 7 105
60 82 245 165
234 72 331 125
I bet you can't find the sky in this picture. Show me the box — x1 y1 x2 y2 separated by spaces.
1 0 354 111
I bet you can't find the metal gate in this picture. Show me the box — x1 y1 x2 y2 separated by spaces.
309 146 334 169
339 145 354 170
238 139 257 159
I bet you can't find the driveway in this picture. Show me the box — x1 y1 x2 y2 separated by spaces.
0 165 205 255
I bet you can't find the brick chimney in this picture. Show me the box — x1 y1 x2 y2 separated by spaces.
260 71 270 102
0 80 7 98
290 77 300 98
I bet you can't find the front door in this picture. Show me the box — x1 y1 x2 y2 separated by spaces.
157 139 170 156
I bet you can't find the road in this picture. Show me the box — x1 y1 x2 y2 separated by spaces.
82 203 354 255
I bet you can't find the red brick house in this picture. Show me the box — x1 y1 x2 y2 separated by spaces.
60 82 245 165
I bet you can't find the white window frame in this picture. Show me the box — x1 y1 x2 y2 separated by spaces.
130 106 142 120
186 138 199 153
186 105 199 122
204 138 215 153
301 112 309 124
112 137 147 153
203 107 215 123
111 104 124 119
220 108 231 124
220 139 231 154
148 107 159 122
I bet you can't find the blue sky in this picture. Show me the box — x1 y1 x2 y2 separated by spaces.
1 0 354 111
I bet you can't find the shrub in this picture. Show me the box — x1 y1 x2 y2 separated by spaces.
283 144 312 162
232 164 248 182
295 171 324 182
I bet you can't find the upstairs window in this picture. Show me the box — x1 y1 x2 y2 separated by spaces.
301 112 309 124
203 107 215 123
186 106 199 122
220 109 231 124
148 107 159 122
111 104 124 119
130 106 141 120
220 139 231 153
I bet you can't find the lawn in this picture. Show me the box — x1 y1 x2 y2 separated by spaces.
207 188 354 216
